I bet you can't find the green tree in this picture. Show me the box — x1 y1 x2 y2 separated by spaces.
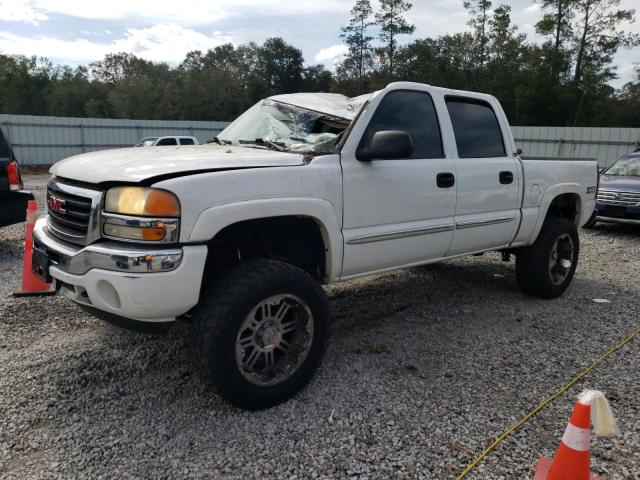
488 5 524 62
340 0 375 91
536 0 575 80
612 66 640 126
570 0 639 124
485 5 527 117
47 66 95 117
464 0 492 69
108 76 158 118
0 55 53 115
255 37 304 94
302 65 332 92
375 0 415 77
394 34 476 90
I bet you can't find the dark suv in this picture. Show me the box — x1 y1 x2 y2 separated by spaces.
593 149 640 226
0 129 34 227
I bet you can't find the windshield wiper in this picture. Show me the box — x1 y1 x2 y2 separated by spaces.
238 138 287 152
208 136 231 145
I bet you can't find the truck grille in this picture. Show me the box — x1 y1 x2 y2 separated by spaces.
46 180 103 245
597 189 640 207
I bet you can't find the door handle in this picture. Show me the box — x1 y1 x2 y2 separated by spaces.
436 172 455 188
499 171 514 184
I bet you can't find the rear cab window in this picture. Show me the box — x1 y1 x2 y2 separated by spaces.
156 138 178 146
445 97 506 158
180 138 195 145
361 90 444 159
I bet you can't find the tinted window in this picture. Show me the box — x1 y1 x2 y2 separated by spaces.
156 137 177 146
446 98 506 158
180 138 195 145
361 90 443 159
0 130 10 158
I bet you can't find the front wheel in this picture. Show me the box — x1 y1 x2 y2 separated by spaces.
190 259 329 410
515 217 579 299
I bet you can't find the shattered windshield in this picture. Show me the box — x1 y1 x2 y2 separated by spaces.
604 156 640 177
216 99 351 154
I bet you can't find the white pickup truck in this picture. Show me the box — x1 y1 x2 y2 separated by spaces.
34 82 597 409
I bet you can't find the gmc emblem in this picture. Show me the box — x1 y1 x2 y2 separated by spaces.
47 193 67 214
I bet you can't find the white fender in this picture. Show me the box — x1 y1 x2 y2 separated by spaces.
530 183 583 240
188 197 343 282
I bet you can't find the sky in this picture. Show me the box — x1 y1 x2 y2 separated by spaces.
0 0 638 88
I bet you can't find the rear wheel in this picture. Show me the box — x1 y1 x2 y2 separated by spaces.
190 259 329 410
516 217 579 299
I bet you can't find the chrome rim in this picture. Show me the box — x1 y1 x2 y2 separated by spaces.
549 233 574 285
235 294 314 387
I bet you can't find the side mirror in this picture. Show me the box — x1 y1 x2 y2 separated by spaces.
356 130 413 161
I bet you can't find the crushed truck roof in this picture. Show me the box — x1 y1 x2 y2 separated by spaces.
269 92 375 121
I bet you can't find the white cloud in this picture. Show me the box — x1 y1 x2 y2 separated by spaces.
0 25 235 64
0 0 48 24
314 44 347 67
1 0 350 26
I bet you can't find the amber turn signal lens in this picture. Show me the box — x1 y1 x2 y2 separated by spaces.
145 191 180 216
141 227 166 241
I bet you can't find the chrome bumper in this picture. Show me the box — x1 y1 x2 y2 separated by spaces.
33 218 183 275
596 215 640 226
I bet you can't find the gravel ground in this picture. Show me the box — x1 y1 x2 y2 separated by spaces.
1 173 639 479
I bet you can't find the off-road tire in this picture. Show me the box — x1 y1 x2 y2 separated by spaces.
190 259 329 410
515 217 579 299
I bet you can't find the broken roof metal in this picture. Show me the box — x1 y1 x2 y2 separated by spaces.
269 92 376 121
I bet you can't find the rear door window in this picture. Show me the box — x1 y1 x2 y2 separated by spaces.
361 90 444 159
180 138 195 145
446 97 506 158
156 137 178 146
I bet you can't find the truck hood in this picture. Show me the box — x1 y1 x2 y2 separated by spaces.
50 144 306 184
599 175 640 191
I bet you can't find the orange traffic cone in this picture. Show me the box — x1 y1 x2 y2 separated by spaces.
534 390 618 480
14 200 56 297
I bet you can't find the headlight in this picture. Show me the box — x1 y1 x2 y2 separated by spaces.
103 187 180 242
105 187 180 216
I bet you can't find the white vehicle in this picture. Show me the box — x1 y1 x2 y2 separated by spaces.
135 136 199 147
34 82 597 409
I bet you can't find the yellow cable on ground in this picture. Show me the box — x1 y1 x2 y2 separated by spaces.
455 325 640 480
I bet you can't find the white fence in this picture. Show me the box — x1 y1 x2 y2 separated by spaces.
1 114 638 167
512 126 640 168
0 114 229 166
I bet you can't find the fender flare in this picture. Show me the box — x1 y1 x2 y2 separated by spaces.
188 197 343 282
531 183 583 240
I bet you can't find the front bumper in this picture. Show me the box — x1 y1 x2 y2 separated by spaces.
33 218 207 322
595 202 640 226
595 215 640 225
